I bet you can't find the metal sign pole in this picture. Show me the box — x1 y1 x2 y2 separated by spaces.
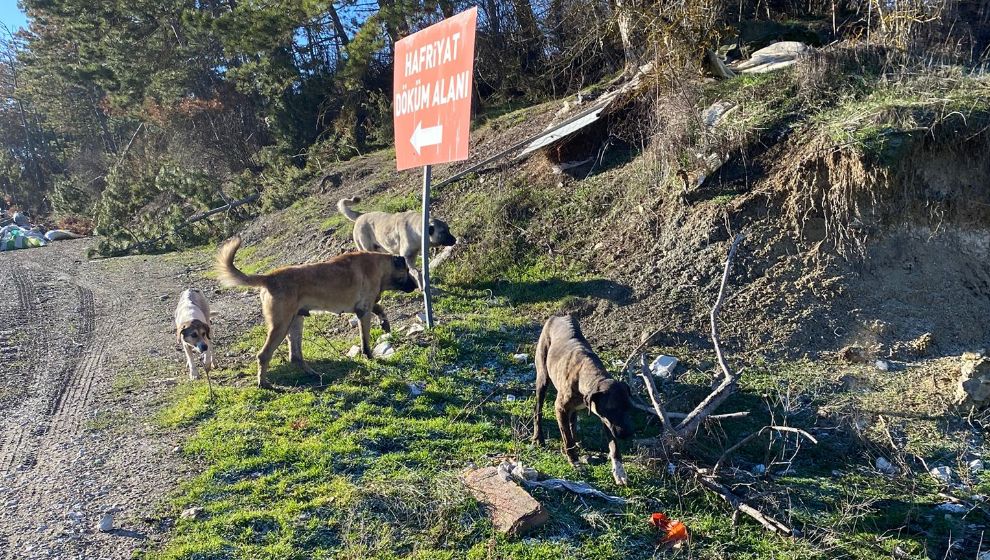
420 164 435 328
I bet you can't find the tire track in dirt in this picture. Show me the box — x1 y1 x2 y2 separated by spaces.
44 285 97 434
0 265 43 473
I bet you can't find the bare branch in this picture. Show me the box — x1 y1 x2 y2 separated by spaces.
638 353 673 431
674 233 745 437
713 425 818 475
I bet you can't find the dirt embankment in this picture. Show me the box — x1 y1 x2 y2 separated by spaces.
233 100 990 364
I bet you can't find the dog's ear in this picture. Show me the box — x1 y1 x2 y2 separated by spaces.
392 255 406 269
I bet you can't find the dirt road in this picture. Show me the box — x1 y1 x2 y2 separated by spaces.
0 240 200 559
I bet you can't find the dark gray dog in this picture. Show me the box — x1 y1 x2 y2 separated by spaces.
337 197 457 290
533 315 635 485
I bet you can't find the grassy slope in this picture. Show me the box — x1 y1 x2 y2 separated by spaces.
141 59 990 560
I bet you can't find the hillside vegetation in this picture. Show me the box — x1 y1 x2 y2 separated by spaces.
2 1 990 559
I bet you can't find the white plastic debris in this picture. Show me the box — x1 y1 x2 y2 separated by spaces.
511 353 529 364
372 341 395 358
969 459 984 473
875 359 890 371
875 457 898 475
346 345 361 358
497 459 538 482
930 466 953 483
934 502 967 514
180 506 204 520
649 355 678 379
407 381 425 396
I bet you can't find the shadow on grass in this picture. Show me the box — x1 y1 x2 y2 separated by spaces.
479 277 633 306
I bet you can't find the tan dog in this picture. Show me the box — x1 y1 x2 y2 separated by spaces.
337 197 457 289
534 315 636 486
174 288 214 380
215 237 417 388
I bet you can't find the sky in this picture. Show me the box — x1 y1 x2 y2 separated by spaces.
0 1 27 33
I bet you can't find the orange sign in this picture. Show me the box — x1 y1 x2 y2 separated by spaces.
393 8 477 170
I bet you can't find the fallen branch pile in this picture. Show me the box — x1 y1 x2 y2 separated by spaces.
624 233 817 537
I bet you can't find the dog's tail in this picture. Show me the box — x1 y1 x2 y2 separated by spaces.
337 197 362 222
215 237 267 289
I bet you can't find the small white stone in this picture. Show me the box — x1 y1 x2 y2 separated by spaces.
346 345 361 358
348 316 360 328
875 359 890 371
97 513 113 532
930 466 953 483
969 459 984 473
405 324 425 335
875 457 897 474
505 394 516 402
511 353 528 364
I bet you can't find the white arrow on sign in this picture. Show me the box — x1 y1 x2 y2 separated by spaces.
410 121 443 155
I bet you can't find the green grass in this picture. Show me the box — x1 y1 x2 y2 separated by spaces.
145 65 990 558
144 262 984 559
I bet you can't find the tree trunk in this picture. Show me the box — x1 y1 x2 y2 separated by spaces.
614 0 642 77
511 0 543 70
327 4 349 48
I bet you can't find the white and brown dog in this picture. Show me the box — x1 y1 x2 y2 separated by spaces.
174 288 214 380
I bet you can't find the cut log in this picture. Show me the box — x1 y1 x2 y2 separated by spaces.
462 467 549 535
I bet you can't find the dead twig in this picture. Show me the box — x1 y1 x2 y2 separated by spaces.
638 353 673 431
713 425 818 475
674 233 745 438
686 464 796 536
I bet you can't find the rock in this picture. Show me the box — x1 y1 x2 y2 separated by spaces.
97 513 114 532
505 394 516 402
751 464 766 476
180 506 204 520
968 459 984 473
954 353 990 411
649 355 678 379
415 312 427 323
511 353 528 364
372 341 395 358
405 323 425 336
346 345 361 358
702 101 736 128
158 294 170 301
930 466 953 484
875 457 897 475
875 359 890 372
461 467 548 535
379 333 391 341
348 316 360 328
934 502 967 514
838 345 870 364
